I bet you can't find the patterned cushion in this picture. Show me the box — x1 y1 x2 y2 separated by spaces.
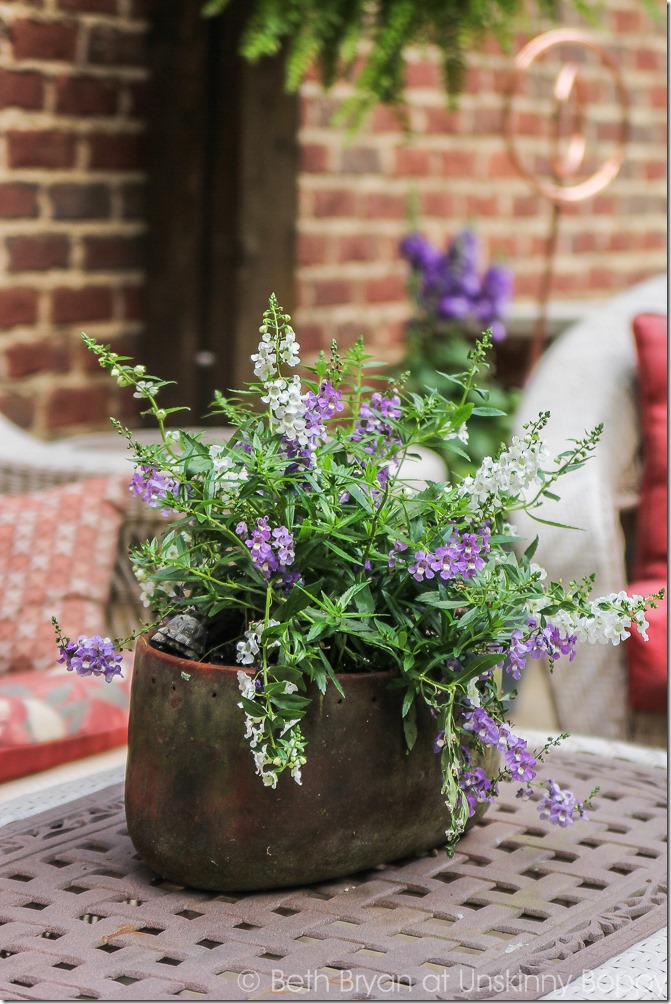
0 477 128 675
0 657 132 783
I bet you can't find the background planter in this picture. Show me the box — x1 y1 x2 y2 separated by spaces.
125 635 498 892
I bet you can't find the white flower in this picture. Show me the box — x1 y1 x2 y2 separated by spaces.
458 435 550 515
237 670 257 699
283 681 298 695
262 375 309 445
236 620 280 666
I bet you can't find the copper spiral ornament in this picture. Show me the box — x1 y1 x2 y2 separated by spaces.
503 29 630 373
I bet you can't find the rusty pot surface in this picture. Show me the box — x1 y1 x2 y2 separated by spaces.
125 635 497 892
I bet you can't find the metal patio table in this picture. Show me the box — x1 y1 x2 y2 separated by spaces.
0 733 666 1002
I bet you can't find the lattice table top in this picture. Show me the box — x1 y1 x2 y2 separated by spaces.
0 751 666 1001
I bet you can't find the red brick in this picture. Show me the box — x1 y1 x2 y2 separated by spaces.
87 25 147 66
312 279 355 307
83 235 144 271
512 195 540 217
0 394 35 429
49 183 111 220
423 106 465 134
642 231 665 249
466 194 500 216
313 189 357 218
644 161 666 181
0 70 44 110
51 286 113 324
405 61 442 89
7 130 76 169
393 148 431 176
0 184 38 219
572 233 600 253
0 289 39 329
650 87 667 109
608 232 634 252
7 234 70 272
297 233 329 267
295 324 325 354
55 75 118 116
371 104 406 133
300 144 330 173
363 193 405 219
636 48 664 72
122 285 145 321
58 0 117 11
5 338 69 378
613 10 642 32
12 18 77 61
486 150 517 180
340 147 381 174
44 385 114 429
441 150 476 177
88 131 145 170
337 235 377 262
365 274 405 303
420 192 456 216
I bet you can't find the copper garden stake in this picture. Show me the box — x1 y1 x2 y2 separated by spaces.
503 29 630 377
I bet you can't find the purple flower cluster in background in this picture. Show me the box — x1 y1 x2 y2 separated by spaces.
130 465 181 515
58 634 124 682
400 229 513 342
404 526 491 582
237 518 296 582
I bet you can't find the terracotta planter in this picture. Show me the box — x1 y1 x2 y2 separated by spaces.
125 635 497 892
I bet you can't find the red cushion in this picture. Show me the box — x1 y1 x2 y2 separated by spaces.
626 578 667 713
0 657 132 783
0 477 128 675
631 314 667 582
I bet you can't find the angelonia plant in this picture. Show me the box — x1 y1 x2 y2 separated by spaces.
55 295 661 855
398 229 517 475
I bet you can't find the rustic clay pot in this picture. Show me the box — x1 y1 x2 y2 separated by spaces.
125 635 497 892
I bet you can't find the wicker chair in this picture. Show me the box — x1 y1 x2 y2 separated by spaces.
512 274 667 746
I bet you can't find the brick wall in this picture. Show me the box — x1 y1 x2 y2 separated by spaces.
0 0 666 435
0 0 148 434
294 0 666 359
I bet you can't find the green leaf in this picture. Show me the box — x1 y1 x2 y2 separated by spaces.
524 536 539 561
403 701 418 751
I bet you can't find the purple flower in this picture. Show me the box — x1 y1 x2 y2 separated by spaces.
400 232 441 272
430 526 490 582
433 730 446 752
240 518 296 582
505 742 537 782
459 766 499 816
388 540 408 569
129 465 181 515
538 779 584 827
58 634 124 683
462 707 500 746
437 295 471 321
408 550 435 582
498 619 577 681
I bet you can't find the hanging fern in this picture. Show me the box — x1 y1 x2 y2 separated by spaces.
202 0 656 128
